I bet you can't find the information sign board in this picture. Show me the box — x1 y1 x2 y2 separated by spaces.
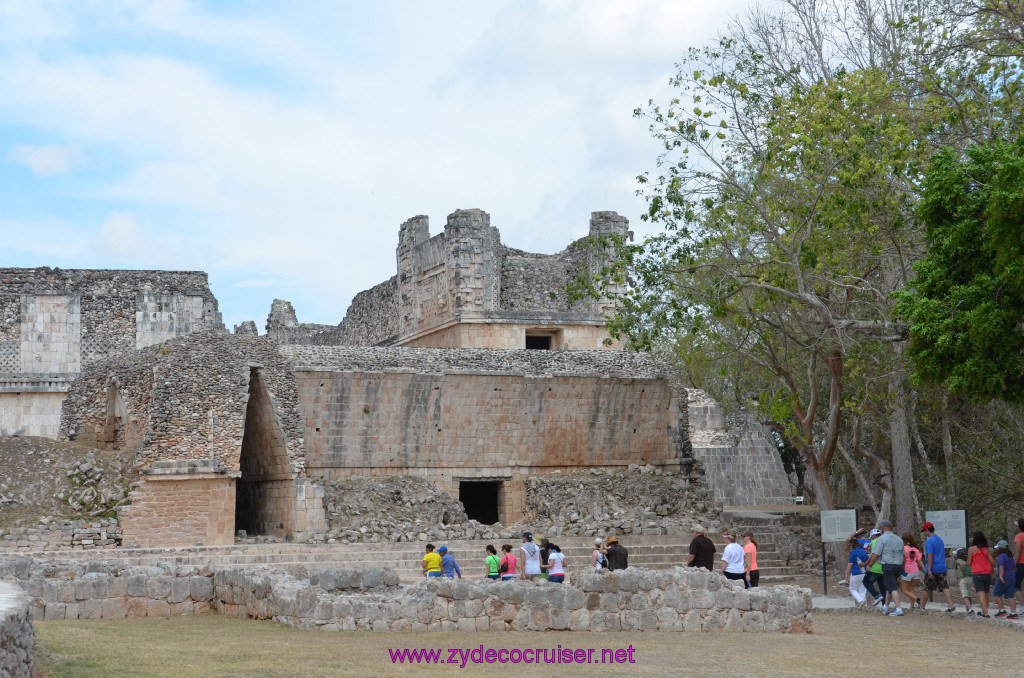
925 510 968 549
820 509 858 543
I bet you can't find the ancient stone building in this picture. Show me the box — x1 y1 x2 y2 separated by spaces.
0 268 223 438
9 208 791 548
265 209 629 350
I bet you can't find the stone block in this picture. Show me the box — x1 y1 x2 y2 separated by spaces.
742 611 764 632
43 603 65 620
147 599 171 617
101 598 127 618
550 608 571 630
146 576 172 600
168 578 191 604
81 599 103 619
190 576 214 602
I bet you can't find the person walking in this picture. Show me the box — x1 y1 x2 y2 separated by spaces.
687 524 716 571
864 528 885 607
592 537 607 570
439 546 461 579
955 548 975 614
423 543 442 578
499 544 517 581
519 532 543 581
992 540 1018 619
742 531 759 588
1013 518 1024 609
967 531 995 618
484 545 501 580
919 521 955 612
846 537 869 607
901 532 925 609
865 519 905 616
720 533 746 583
542 543 566 583
605 536 629 571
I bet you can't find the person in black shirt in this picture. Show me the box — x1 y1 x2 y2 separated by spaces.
687 524 716 571
605 536 629 571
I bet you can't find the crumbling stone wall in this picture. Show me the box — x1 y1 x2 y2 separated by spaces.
0 268 224 437
0 581 34 678
57 333 324 546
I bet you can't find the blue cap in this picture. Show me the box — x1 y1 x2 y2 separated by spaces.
438 546 447 553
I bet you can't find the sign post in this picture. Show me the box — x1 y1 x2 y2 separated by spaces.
820 509 859 596
925 510 969 549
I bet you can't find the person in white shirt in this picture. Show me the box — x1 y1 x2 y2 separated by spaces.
720 533 746 582
519 531 543 581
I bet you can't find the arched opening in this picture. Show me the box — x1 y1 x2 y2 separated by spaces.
235 366 296 539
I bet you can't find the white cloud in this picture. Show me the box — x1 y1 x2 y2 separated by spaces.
0 0 758 324
8 143 83 175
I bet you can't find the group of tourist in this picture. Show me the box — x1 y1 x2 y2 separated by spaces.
686 524 760 588
422 525 768 587
422 531 631 583
844 518 1024 619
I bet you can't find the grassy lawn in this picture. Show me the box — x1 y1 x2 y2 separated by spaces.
33 610 1022 677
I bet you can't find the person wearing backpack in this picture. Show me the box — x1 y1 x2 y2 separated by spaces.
484 545 502 580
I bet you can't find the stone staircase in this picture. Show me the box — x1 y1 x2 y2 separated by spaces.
3 532 805 584
723 507 821 584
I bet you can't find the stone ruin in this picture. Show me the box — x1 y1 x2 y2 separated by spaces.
1 208 793 549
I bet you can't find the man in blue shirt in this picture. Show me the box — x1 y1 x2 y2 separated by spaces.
919 522 955 612
438 546 462 579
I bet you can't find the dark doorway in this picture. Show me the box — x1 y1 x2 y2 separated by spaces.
459 481 501 524
525 335 551 350
235 367 294 538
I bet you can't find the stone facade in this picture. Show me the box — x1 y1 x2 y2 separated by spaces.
0 582 34 678
283 345 690 523
1 557 811 634
0 268 224 437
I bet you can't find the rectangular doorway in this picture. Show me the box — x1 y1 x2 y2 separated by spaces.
459 480 501 524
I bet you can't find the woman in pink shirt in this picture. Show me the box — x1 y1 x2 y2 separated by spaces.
499 544 518 581
743 531 759 588
901 532 926 607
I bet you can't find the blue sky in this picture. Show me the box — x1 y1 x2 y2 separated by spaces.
0 0 756 330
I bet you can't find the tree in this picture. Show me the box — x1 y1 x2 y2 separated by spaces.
896 137 1024 401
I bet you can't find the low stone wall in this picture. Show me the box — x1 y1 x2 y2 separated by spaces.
2 557 811 634
216 566 811 633
0 581 34 678
0 519 122 552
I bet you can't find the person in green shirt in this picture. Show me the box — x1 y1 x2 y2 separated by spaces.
865 528 885 607
484 544 501 580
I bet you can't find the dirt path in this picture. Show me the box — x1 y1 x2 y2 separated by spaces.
33 610 1022 677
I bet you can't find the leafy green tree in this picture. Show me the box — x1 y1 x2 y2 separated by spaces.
897 137 1024 401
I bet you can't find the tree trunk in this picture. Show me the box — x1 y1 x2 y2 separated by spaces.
941 392 955 503
839 441 880 514
889 353 916 534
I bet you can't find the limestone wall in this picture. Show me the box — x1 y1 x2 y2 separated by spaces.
216 566 812 633
118 473 236 548
2 558 811 634
0 582 34 678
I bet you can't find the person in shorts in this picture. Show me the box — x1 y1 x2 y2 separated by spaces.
967 531 994 617
865 520 906 616
920 521 955 612
992 540 1018 618
955 548 974 614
